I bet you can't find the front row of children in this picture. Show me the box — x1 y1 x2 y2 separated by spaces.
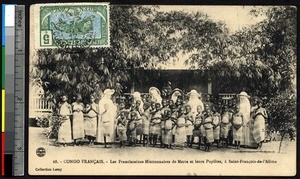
116 99 244 152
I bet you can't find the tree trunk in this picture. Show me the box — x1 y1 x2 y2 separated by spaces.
278 132 286 153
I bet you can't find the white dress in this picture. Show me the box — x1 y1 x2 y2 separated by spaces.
72 102 85 140
239 97 256 147
57 103 72 143
96 96 117 143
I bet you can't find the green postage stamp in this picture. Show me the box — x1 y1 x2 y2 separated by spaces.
36 3 110 49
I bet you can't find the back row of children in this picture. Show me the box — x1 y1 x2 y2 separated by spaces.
116 91 240 152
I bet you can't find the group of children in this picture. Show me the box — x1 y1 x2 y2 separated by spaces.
116 95 241 152
55 89 266 152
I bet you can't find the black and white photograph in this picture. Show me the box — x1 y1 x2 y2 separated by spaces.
28 4 296 175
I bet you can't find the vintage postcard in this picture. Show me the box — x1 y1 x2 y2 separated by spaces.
29 4 296 176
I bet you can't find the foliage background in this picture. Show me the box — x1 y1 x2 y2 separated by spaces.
30 6 297 131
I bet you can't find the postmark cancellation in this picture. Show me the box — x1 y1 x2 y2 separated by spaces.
31 3 110 50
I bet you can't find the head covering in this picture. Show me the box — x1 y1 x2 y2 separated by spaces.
149 87 161 96
103 89 115 96
171 88 183 103
237 91 250 98
187 89 201 97
172 88 183 94
132 91 142 99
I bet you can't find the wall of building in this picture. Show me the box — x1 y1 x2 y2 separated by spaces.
126 69 208 94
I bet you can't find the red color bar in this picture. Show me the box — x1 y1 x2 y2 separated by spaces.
1 132 4 176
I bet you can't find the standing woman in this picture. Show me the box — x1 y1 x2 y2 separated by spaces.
84 95 99 145
238 92 256 147
72 94 85 145
57 95 73 146
252 99 268 149
97 89 117 148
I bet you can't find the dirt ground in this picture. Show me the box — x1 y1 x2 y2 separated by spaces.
28 127 296 176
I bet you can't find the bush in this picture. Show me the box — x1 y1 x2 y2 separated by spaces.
264 90 296 152
36 114 64 140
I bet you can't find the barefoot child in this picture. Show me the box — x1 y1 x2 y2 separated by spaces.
202 108 214 152
185 105 194 148
212 107 221 148
175 106 187 149
170 110 178 148
232 106 244 149
163 109 173 149
127 111 138 146
142 103 152 146
220 105 231 147
148 102 157 146
193 105 203 149
117 111 128 147
135 100 144 145
160 99 170 148
150 103 162 147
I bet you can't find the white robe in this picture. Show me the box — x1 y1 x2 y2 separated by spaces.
187 95 204 119
239 96 256 147
150 94 162 105
96 96 117 143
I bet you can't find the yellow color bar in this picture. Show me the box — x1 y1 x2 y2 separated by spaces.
2 90 5 132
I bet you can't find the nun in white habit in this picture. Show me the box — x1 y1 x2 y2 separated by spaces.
149 87 162 105
187 89 204 117
96 89 117 147
238 91 256 147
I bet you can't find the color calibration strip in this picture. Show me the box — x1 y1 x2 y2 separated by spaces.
1 4 5 175
2 4 25 176
13 5 25 176
3 4 16 177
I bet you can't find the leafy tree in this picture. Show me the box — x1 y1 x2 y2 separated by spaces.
30 6 228 105
184 6 296 97
31 6 161 104
264 89 296 152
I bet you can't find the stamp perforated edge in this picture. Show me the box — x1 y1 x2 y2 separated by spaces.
30 2 110 49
